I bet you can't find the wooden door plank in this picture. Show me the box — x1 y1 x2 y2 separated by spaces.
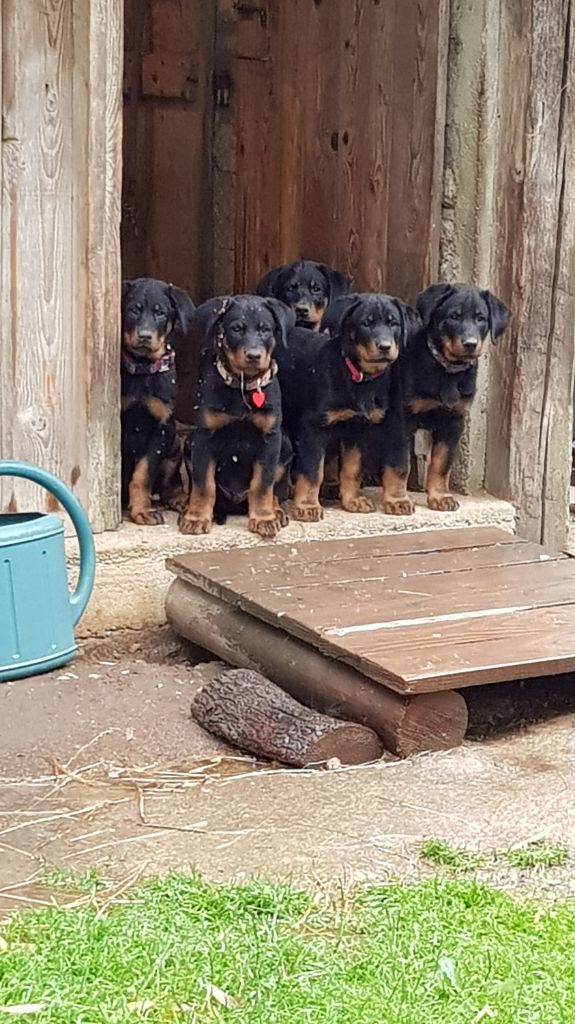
325 603 575 693
178 540 557 598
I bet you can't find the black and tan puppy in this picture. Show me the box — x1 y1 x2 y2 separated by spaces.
405 282 510 511
256 260 350 331
121 277 195 525
183 434 293 526
179 295 295 538
291 293 418 522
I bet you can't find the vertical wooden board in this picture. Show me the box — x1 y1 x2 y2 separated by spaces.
485 0 575 550
386 0 447 300
84 0 123 531
232 28 282 290
121 0 214 301
0 0 89 522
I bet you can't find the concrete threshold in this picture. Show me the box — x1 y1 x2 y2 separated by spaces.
67 490 516 636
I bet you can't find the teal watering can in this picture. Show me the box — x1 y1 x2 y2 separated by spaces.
0 461 96 682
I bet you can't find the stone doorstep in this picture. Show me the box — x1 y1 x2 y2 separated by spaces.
66 491 516 637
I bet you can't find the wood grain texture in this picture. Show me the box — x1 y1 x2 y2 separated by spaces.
167 580 468 757
167 527 575 695
84 0 123 531
192 667 384 766
0 0 89 524
483 0 575 550
225 0 448 295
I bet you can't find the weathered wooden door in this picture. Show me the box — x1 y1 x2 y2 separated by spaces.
217 0 448 300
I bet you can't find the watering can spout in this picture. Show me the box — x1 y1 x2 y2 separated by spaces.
0 461 96 680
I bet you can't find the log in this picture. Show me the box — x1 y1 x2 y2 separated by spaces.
191 668 384 767
166 579 468 757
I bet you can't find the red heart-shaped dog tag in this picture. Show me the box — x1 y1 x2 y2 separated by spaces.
251 390 265 409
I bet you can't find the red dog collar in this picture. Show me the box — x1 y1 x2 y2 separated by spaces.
343 354 388 383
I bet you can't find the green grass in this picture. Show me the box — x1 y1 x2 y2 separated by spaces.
419 837 570 874
39 868 108 896
503 840 569 870
419 838 482 872
2 874 575 1023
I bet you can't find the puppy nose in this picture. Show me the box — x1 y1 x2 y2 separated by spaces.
463 338 479 349
138 330 153 345
377 338 392 351
245 349 263 362
295 304 309 314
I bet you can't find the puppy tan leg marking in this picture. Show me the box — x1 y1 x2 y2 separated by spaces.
248 463 281 538
293 458 325 522
178 459 216 534
381 466 414 516
129 456 164 526
426 442 459 511
339 447 374 514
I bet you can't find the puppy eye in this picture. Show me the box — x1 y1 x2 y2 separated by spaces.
362 317 373 327
258 323 271 333
475 312 487 323
153 305 166 317
286 283 297 292
130 303 142 314
448 309 462 320
386 315 399 327
231 322 244 333
310 283 322 294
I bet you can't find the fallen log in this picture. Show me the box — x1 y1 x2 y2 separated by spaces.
166 580 468 756
191 667 384 767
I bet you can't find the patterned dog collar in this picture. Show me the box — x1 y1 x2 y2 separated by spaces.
215 358 277 410
426 338 471 375
122 348 175 376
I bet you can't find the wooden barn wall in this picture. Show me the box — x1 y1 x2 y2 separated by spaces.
483 0 575 550
0 0 123 532
226 0 448 300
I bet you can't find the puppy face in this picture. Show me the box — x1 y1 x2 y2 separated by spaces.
217 298 278 378
122 278 194 362
418 284 510 365
256 261 349 331
331 295 410 375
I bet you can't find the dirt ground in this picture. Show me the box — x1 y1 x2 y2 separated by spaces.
1 626 575 914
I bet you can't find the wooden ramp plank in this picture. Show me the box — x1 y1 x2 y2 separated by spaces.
174 540 559 601
167 527 575 696
326 604 575 692
171 527 519 580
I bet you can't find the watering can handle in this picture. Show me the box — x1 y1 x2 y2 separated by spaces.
0 460 96 625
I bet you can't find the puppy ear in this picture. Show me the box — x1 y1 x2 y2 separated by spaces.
322 294 362 339
192 296 232 350
481 290 511 343
166 285 195 334
318 264 351 302
255 266 285 298
393 299 422 349
416 283 454 326
263 297 296 348
121 280 134 304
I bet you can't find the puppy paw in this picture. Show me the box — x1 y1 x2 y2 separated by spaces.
342 495 376 514
163 491 188 514
427 494 460 512
130 509 165 526
275 506 290 528
293 504 324 522
178 513 212 535
381 497 414 516
249 516 281 539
